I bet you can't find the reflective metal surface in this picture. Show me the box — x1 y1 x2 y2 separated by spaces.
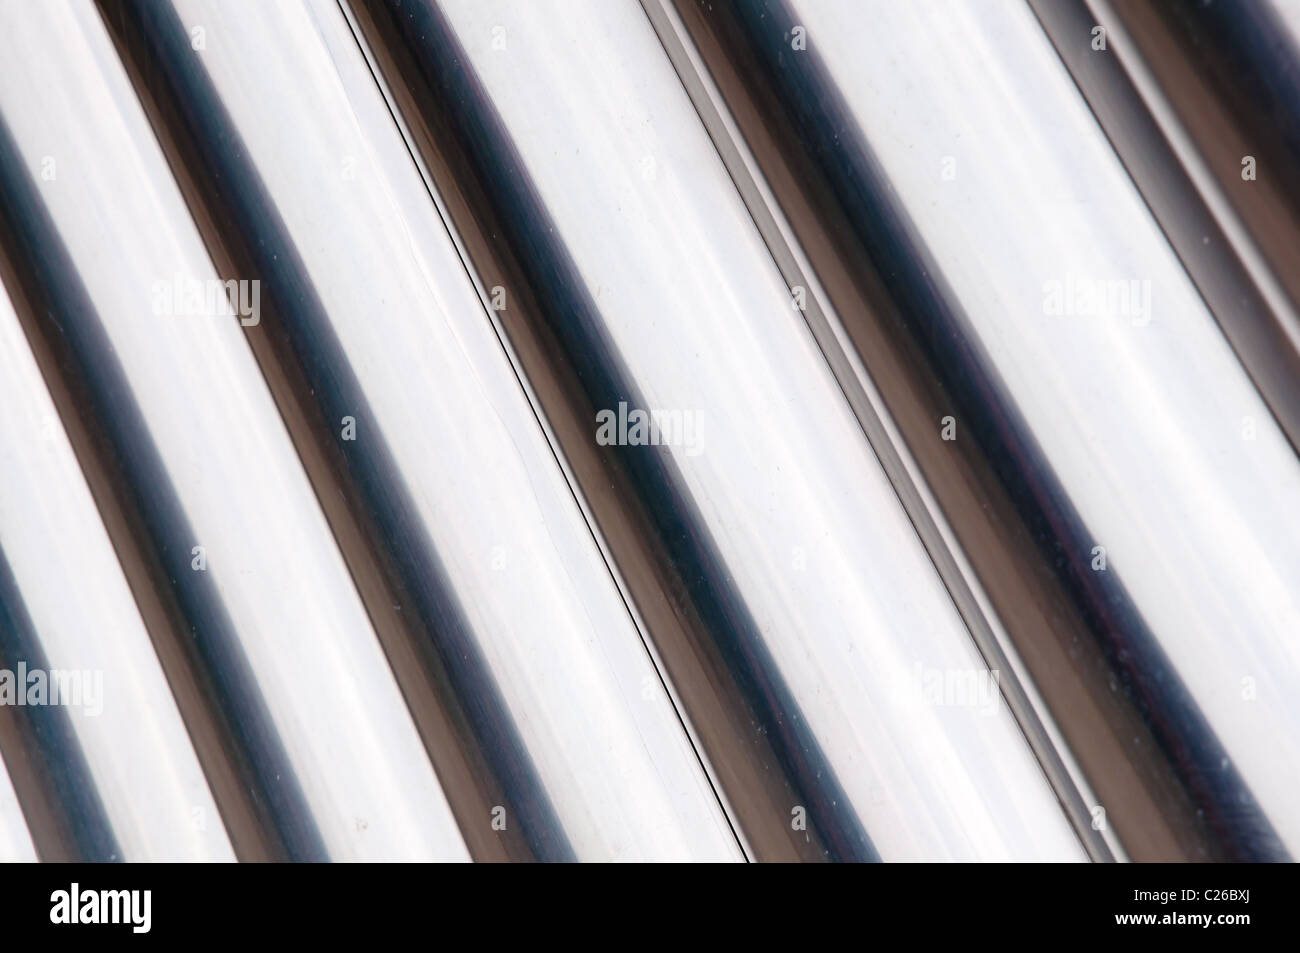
1031 0 1300 457
97 0 739 862
0 0 467 861
0 747 35 861
0 287 232 861
663 0 1300 860
0 0 1293 864
347 0 1086 861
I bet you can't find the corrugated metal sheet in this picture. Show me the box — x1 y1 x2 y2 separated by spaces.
0 0 1296 862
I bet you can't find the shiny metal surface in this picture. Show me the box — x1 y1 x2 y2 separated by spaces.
0 749 35 862
0 0 1291 864
0 0 467 861
97 0 740 862
0 287 232 861
1031 0 1300 457
347 0 1086 861
664 0 1300 860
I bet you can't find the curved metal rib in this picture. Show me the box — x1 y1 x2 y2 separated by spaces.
345 0 1086 861
95 0 741 861
0 0 467 861
662 0 1300 861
